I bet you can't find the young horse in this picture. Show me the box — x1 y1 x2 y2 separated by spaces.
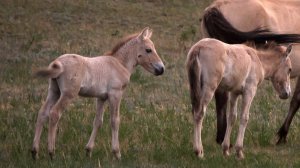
31 27 165 160
186 38 292 159
201 0 300 144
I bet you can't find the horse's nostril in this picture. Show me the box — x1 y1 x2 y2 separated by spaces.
155 67 164 76
280 92 289 99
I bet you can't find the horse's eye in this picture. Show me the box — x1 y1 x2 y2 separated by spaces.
146 49 152 53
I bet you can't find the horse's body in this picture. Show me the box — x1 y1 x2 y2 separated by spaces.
186 38 292 159
201 0 300 144
31 28 165 160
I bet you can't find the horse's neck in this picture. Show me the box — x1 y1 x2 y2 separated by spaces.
112 42 138 74
257 51 281 78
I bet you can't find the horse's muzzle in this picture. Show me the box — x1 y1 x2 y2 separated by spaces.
153 62 165 76
279 92 290 99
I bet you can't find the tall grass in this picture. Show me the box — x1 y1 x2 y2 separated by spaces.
0 0 299 167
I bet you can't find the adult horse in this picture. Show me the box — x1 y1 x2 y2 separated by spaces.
186 37 293 159
31 27 165 160
201 0 300 144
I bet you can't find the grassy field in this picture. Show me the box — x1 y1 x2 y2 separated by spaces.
0 0 300 167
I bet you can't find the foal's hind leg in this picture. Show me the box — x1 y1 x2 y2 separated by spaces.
235 88 255 159
85 98 106 157
222 92 238 156
277 77 300 144
32 79 60 159
193 86 216 158
108 90 123 160
48 93 74 159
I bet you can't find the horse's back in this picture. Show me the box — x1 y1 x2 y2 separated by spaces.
204 0 300 33
190 38 255 91
52 54 130 97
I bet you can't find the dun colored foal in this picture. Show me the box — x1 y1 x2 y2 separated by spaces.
31 27 164 160
186 38 292 159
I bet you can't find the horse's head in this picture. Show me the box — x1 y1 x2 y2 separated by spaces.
135 27 165 76
271 45 292 99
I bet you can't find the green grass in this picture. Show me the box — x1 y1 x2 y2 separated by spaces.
1 0 300 167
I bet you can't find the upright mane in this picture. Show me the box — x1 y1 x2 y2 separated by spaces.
105 33 139 56
245 41 285 56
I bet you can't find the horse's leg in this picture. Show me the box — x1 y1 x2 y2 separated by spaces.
277 77 300 144
108 90 123 160
222 92 238 156
85 98 106 157
215 90 228 144
32 79 60 159
48 93 74 159
193 86 216 158
235 88 255 159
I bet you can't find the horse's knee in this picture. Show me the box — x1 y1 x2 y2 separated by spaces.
49 111 60 125
194 111 204 123
111 117 120 129
240 115 249 126
228 113 237 125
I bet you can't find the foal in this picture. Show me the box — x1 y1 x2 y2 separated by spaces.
186 38 292 159
31 27 165 160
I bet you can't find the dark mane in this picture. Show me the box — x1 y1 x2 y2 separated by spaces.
202 7 300 44
105 33 139 56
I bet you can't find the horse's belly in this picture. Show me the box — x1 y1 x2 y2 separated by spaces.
219 77 245 92
78 85 108 98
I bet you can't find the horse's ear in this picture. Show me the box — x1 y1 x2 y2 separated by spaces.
286 44 293 57
147 28 153 39
138 27 151 40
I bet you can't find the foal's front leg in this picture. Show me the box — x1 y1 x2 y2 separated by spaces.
85 98 106 157
235 88 255 159
108 90 123 160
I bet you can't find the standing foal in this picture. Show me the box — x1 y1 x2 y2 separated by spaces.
31 27 164 160
186 38 292 159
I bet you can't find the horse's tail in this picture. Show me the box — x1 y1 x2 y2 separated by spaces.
186 48 202 112
34 61 63 78
202 7 269 44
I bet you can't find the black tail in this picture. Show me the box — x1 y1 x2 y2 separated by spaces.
186 49 202 112
202 7 300 44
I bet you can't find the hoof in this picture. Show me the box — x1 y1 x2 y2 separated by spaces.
236 151 244 160
31 149 38 160
113 150 121 160
223 149 230 157
276 136 287 145
85 147 92 158
222 143 230 157
194 149 204 158
49 152 55 160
